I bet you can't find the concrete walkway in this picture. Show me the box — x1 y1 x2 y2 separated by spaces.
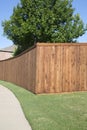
0 85 32 130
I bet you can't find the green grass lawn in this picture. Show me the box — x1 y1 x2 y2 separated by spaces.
0 80 87 130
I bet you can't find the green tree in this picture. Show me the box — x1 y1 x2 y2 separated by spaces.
2 0 87 55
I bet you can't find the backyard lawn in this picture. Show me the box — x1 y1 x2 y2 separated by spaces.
0 80 87 130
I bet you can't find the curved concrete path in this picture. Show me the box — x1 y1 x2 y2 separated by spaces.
0 85 32 130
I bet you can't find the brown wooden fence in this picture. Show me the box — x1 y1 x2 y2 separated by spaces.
0 45 36 93
0 43 87 94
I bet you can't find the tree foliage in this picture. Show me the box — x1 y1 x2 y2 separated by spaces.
2 0 87 55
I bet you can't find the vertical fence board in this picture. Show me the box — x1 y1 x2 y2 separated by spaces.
55 46 61 92
36 46 45 93
75 46 80 91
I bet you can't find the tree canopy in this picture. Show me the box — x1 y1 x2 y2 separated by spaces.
2 0 87 55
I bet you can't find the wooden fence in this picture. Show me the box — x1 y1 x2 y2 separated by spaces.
0 43 87 94
0 45 36 93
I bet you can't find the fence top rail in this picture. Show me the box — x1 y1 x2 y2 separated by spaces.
0 42 87 62
0 44 36 62
37 42 87 46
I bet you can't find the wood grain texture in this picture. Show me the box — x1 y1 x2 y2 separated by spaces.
0 43 87 94
0 46 36 93
36 43 87 93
